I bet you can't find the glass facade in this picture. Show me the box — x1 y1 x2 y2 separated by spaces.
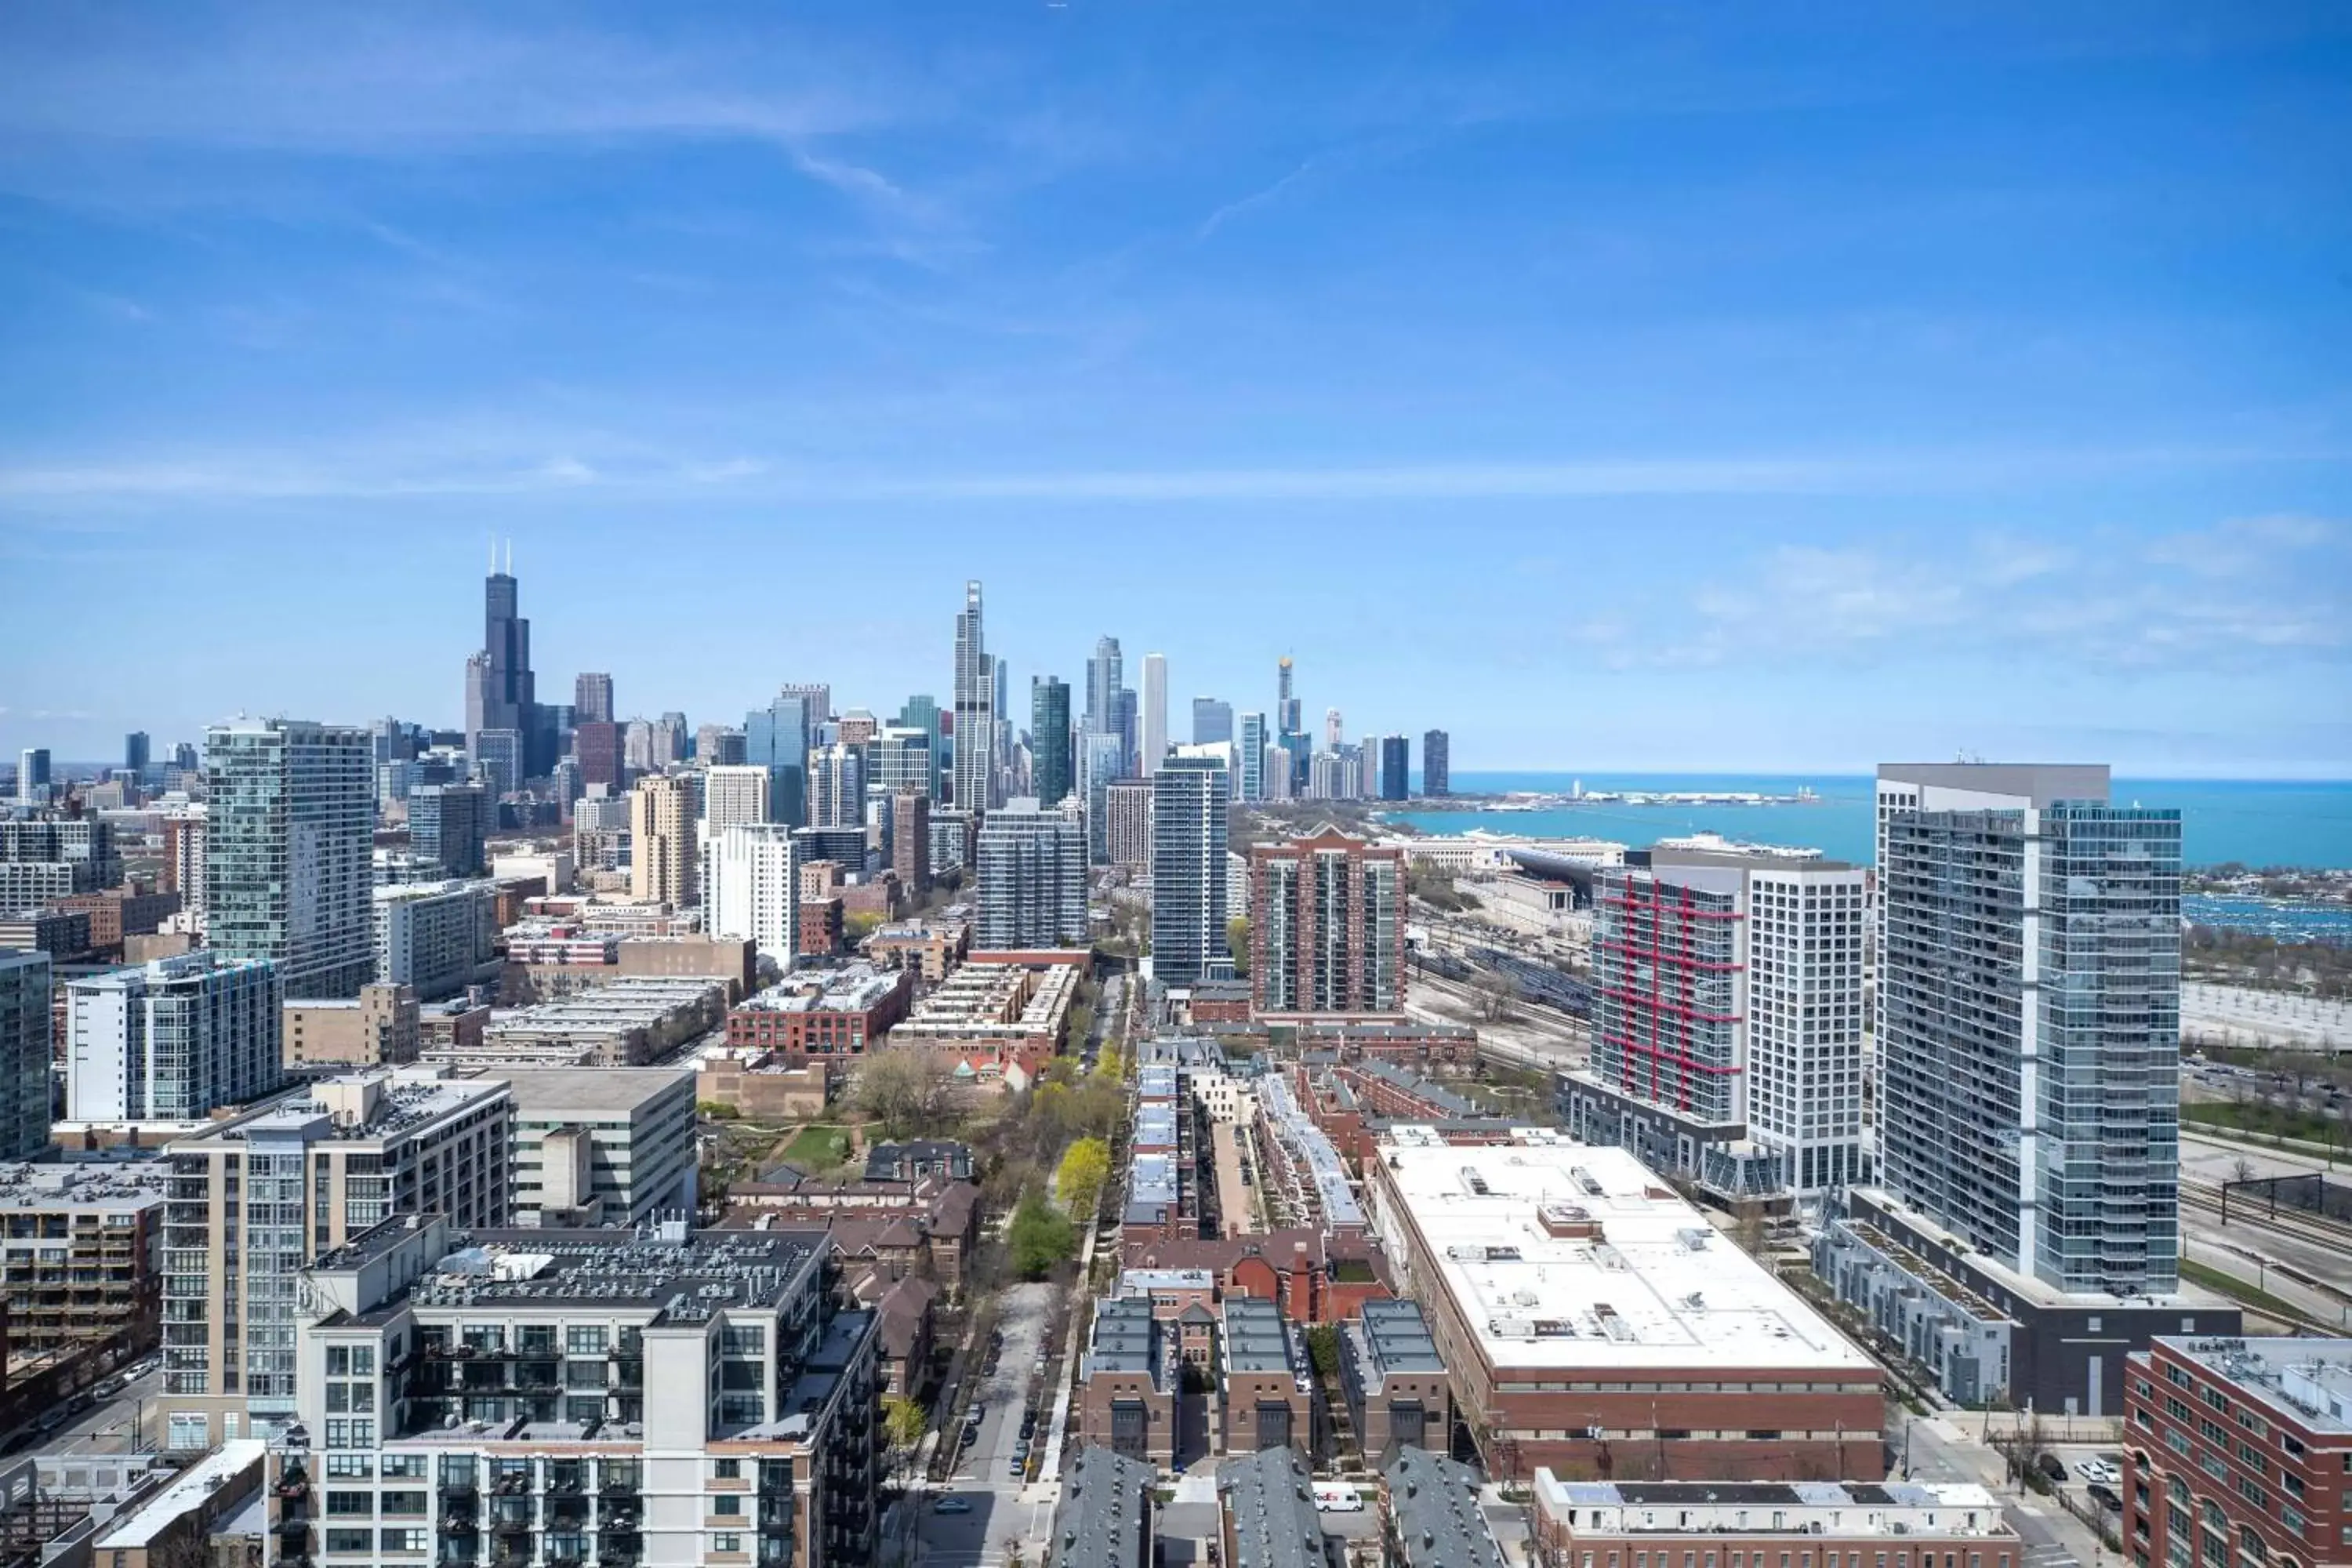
205 720 375 1000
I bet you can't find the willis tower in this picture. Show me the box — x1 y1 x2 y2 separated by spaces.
464 543 550 787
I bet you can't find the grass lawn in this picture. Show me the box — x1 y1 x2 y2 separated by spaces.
2183 1100 2342 1148
782 1124 855 1169
2179 1258 2321 1329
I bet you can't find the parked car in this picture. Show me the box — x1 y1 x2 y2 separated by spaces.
2077 1459 2119 1485
2037 1454 2067 1483
2087 1484 2122 1512
933 1495 975 1515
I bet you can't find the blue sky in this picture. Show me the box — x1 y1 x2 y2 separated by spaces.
2 2 2347 776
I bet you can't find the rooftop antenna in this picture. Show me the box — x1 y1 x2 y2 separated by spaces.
504 538 513 575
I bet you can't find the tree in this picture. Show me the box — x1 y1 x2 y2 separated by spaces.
1056 1137 1112 1218
845 909 887 945
1228 915 1251 977
1093 1044 1123 1082
883 1393 928 1453
1007 1191 1077 1279
854 1049 959 1139
1473 968 1523 1022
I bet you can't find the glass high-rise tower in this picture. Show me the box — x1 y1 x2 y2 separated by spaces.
953 583 997 814
1875 762 2181 1297
1030 677 1073 807
205 718 375 999
1150 755 1231 985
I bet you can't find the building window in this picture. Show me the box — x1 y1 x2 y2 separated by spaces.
713 1534 742 1554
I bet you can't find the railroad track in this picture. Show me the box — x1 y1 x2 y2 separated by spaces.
2183 1179 2352 1254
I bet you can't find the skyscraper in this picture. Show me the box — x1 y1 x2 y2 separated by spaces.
1566 848 1863 1199
778 682 833 729
1249 829 1406 1020
574 720 623 790
0 950 53 1160
1105 779 1155 873
809 742 865 829
896 695 946 800
124 731 151 776
1150 755 1230 985
463 544 544 776
574 671 615 725
703 765 776 833
892 789 932 895
629 774 695 906
1192 698 1232 746
1276 656 1301 738
745 690 815 826
1237 713 1269 801
1140 653 1168 775
1421 730 1450 797
1080 731 1127 866
1086 637 1124 737
16 748 49 804
706 823 800 962
408 782 488 877
1871 763 2180 1298
1379 735 1410 801
953 583 997 814
975 800 1088 949
1031 677 1073 807
205 718 374 999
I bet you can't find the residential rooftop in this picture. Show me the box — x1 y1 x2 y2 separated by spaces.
172 1069 507 1149
2151 1337 2352 1435
1085 1297 1163 1379
325 1224 825 1327
495 1066 694 1116
1354 1298 1445 1377
1222 1297 1306 1385
485 976 725 1038
1385 1447 1505 1568
0 1157 171 1212
93 1439 266 1550
1377 1130 1874 1374
1259 1073 1363 1227
1218 1446 1326 1568
1050 1446 1157 1568
1534 1475 2011 1536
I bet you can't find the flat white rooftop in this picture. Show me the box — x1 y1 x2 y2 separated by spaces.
1377 1130 1872 1375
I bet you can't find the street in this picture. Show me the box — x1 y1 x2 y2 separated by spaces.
916 1281 1055 1568
1903 1414 2114 1568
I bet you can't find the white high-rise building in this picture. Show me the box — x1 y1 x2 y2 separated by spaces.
953 581 998 814
1140 652 1168 776
1323 707 1344 750
66 951 284 1122
706 822 801 964
372 880 502 1003
809 742 865 829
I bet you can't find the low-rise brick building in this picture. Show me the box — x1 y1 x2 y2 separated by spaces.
1532 1478 2019 1568
1341 1298 1450 1467
1220 1296 1321 1460
1078 1296 1179 1470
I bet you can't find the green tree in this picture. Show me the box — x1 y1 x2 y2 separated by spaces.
1055 1137 1111 1218
1007 1191 1077 1279
845 909 887 945
1228 915 1251 977
883 1394 928 1452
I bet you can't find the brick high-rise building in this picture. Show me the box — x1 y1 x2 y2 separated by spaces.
1247 828 1405 1021
892 789 932 895
573 720 623 789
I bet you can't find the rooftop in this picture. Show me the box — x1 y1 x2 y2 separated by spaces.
1218 1446 1327 1568
1354 1298 1445 1377
485 977 724 1037
2152 1337 2352 1434
173 1069 506 1149
1385 1447 1506 1568
1534 1475 2010 1536
93 1439 265 1549
495 1066 693 1116
735 964 904 1014
332 1224 824 1327
1050 1446 1157 1568
1221 1297 1301 1377
0 1156 171 1212
1086 1297 1163 1379
1377 1131 1875 1374
1259 1073 1363 1226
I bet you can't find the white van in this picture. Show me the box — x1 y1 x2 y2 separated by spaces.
1313 1484 1363 1513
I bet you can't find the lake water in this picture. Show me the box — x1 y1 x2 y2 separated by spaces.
1392 772 2352 871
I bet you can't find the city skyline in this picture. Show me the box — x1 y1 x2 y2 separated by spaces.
0 9 2346 776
